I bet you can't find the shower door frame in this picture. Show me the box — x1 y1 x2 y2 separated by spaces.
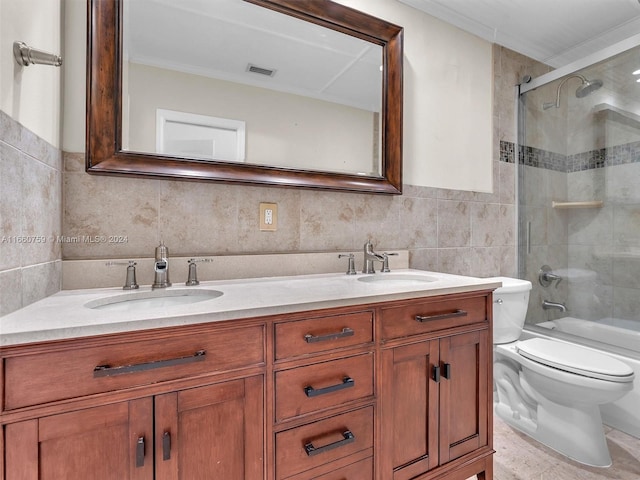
520 32 640 96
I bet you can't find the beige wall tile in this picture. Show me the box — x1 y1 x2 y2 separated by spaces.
437 200 471 248
0 143 23 270
63 172 160 259
0 113 63 315
0 269 22 316
21 261 61 306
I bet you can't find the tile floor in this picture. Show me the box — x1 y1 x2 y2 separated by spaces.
485 416 640 479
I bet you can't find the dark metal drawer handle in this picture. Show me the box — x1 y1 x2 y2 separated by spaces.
415 309 467 323
93 350 206 377
304 376 354 398
304 430 355 457
304 327 354 343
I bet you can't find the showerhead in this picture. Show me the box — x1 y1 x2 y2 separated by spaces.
575 78 603 98
541 74 603 110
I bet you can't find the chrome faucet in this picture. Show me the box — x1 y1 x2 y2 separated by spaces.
363 240 385 274
542 299 566 312
152 241 171 289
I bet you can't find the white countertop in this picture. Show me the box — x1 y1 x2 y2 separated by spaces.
0 269 501 346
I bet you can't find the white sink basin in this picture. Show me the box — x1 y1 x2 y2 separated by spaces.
85 289 223 312
357 273 439 285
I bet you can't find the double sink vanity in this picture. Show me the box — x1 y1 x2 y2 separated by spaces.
1 267 499 480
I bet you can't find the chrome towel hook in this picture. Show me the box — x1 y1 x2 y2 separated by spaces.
13 41 62 67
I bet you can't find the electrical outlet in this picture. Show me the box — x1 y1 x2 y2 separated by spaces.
259 203 278 231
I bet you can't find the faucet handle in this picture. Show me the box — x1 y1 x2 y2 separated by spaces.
338 254 357 275
123 261 139 290
381 252 399 273
106 260 139 290
185 258 213 285
538 265 562 288
186 258 199 286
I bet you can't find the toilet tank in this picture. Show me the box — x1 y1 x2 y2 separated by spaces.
486 277 532 344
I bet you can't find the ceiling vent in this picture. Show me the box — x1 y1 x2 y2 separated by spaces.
247 63 276 77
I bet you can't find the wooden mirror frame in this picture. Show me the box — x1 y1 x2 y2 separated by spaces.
86 0 403 194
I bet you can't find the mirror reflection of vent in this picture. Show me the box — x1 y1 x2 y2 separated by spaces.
247 64 276 77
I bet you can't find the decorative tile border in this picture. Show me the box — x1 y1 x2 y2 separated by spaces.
500 140 640 172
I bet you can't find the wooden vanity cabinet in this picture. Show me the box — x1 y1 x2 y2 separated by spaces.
1 289 494 480
378 293 493 480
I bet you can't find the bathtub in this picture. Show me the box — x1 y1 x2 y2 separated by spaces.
523 317 640 439
537 317 640 353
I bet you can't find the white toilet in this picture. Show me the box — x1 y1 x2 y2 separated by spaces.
489 276 635 467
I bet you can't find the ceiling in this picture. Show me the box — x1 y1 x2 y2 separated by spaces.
398 0 640 67
125 0 382 112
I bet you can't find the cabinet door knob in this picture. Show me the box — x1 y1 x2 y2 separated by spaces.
433 365 441 383
443 363 451 379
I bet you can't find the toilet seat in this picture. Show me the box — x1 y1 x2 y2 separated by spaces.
516 338 634 383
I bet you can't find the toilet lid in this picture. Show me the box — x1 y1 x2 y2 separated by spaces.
516 338 634 382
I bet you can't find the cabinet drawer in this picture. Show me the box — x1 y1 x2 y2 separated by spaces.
275 311 373 360
380 294 487 340
275 406 373 480
275 353 374 422
294 456 373 480
4 324 265 410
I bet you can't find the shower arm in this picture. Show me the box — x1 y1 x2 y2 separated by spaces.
545 74 588 109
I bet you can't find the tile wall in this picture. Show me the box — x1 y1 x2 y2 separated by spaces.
0 111 62 316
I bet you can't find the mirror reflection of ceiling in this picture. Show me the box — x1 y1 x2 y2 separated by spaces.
399 0 640 68
124 0 382 112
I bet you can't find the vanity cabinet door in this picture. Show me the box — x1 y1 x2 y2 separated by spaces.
155 375 264 480
438 329 490 464
379 327 491 480
379 340 440 480
4 399 154 480
4 376 264 480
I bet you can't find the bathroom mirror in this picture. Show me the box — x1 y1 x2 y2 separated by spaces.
87 0 403 194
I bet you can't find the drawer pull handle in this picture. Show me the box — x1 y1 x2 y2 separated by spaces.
415 309 467 323
304 376 354 397
93 350 206 377
304 327 354 343
304 430 355 457
162 431 171 461
136 436 145 468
